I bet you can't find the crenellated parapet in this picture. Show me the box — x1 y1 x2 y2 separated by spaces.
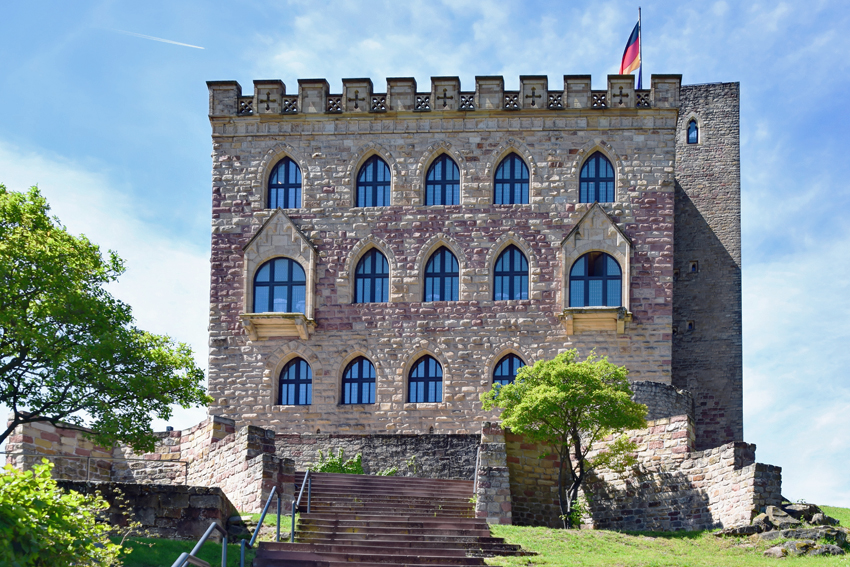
207 74 681 118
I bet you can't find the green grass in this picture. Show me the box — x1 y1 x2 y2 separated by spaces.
241 510 299 528
116 537 256 567
486 506 850 567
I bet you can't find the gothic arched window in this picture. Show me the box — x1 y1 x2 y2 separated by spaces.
425 155 460 206
687 120 699 144
408 355 442 403
253 258 306 313
356 156 391 207
342 357 376 405
279 358 312 405
424 247 459 302
569 252 622 307
268 157 302 209
494 153 529 204
493 354 525 386
493 245 528 301
579 152 615 203
355 249 389 303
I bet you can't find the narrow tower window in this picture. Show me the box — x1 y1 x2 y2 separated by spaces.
268 157 302 209
408 355 443 403
493 354 525 386
253 258 306 313
579 152 615 203
424 247 459 302
494 153 529 204
425 155 460 206
356 156 391 207
687 120 699 144
493 245 529 301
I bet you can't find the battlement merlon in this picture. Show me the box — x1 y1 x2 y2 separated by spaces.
205 74 682 118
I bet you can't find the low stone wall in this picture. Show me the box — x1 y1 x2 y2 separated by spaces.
59 481 237 542
482 416 781 531
631 381 694 422
275 433 479 479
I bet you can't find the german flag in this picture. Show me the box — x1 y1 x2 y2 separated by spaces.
619 21 641 81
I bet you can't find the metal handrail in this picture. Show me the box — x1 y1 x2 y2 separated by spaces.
170 521 228 567
1 450 190 483
239 485 282 567
290 470 312 543
472 445 481 494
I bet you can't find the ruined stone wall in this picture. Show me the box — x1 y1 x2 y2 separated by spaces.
275 433 479 479
58 481 237 542
492 416 780 530
207 75 679 437
631 380 694 421
673 82 743 450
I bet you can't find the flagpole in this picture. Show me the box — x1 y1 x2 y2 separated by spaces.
638 7 643 89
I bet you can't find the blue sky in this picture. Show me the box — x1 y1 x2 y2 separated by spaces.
1 1 848 506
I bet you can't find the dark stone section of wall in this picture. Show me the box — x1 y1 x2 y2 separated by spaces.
673 82 743 450
58 482 237 541
275 433 480 480
631 380 694 421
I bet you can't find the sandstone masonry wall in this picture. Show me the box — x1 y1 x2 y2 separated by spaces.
207 75 679 437
673 82 743 450
275 432 479 479
631 380 694 421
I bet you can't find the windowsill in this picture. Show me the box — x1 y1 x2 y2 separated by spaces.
403 402 446 409
559 306 632 335
240 312 315 340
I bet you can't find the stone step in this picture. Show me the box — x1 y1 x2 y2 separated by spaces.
255 548 488 566
295 531 510 545
293 534 523 553
298 525 493 538
298 513 487 526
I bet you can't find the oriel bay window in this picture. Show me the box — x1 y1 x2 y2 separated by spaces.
569 252 622 307
253 258 306 313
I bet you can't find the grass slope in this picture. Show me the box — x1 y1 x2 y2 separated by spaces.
486 505 850 567
117 537 256 567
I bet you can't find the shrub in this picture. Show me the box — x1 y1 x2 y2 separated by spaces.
308 448 364 474
0 459 123 566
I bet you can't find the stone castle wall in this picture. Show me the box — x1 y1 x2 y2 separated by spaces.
672 82 743 450
631 380 694 421
207 74 680 437
481 417 781 531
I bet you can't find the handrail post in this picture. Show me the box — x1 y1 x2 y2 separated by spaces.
240 538 246 567
86 456 91 483
307 476 311 513
221 535 227 567
276 492 281 543
290 498 296 543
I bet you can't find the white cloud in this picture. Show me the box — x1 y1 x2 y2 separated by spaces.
0 141 210 443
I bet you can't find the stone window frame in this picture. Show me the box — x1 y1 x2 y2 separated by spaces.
257 144 311 212
413 142 468 207
346 143 400 208
339 235 401 304
401 347 451 409
569 140 626 205
267 342 323 410
412 233 469 303
336 349 382 407
681 111 705 146
483 139 540 205
485 232 540 302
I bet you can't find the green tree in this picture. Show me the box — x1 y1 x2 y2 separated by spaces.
0 185 210 451
481 349 647 528
0 459 123 566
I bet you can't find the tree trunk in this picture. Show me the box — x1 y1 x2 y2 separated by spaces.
556 446 570 529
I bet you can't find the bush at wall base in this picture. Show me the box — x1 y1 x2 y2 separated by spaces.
0 459 123 567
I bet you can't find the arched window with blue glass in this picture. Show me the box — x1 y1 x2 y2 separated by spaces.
493 245 528 301
424 247 459 302
408 355 442 403
355 249 389 303
687 120 699 144
341 356 376 405
425 155 460 206
356 155 391 207
569 252 622 307
579 152 615 203
494 153 529 204
279 358 312 405
493 354 525 386
253 258 306 313
268 157 302 209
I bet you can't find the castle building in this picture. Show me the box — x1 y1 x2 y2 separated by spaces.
206 73 742 452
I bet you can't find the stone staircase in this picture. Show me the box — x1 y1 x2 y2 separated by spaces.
253 472 529 567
